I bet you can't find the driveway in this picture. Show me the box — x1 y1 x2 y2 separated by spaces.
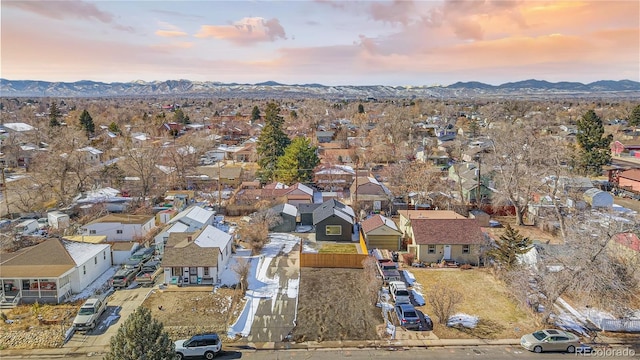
244 245 300 343
63 285 152 349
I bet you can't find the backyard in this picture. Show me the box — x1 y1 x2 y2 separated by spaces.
411 267 539 339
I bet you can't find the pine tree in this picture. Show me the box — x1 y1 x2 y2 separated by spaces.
108 122 121 134
276 136 320 184
576 110 613 175
256 102 290 182
103 306 175 360
251 105 261 122
49 101 61 127
488 224 532 270
79 109 95 137
629 104 640 127
357 103 365 114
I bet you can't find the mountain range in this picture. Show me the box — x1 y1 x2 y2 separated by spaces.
1 78 639 99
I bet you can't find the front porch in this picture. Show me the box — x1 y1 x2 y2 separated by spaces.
164 266 217 286
1 278 71 306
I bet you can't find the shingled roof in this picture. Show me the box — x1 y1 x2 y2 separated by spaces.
361 214 400 234
0 239 76 277
411 218 484 245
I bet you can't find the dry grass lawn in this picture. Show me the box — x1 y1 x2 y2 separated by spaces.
411 268 538 339
318 243 359 254
142 288 244 341
291 268 384 342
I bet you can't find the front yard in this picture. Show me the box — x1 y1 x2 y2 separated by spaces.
411 267 538 339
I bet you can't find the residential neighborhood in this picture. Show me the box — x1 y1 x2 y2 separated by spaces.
0 96 639 359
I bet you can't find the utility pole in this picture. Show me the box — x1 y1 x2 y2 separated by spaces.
1 166 9 218
217 160 222 212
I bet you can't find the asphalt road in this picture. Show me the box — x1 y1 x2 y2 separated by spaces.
3 345 638 360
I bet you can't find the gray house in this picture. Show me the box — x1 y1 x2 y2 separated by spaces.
269 203 298 232
312 199 355 241
298 203 321 226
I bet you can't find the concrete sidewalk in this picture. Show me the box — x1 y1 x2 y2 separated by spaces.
2 336 635 357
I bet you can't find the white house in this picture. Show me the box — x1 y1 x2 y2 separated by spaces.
0 239 111 304
76 146 104 165
161 225 233 286
154 206 217 253
79 214 156 241
168 205 216 230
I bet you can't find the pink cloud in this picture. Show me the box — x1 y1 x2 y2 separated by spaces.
156 30 188 37
195 17 286 45
369 0 416 25
155 22 188 37
5 0 113 23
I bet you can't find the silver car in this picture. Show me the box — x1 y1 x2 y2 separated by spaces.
520 329 581 353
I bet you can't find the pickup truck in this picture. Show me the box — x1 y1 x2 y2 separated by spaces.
134 260 163 287
377 260 401 284
73 294 108 331
111 266 137 289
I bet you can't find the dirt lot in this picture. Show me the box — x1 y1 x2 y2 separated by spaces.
290 268 384 342
142 287 244 341
0 302 82 349
411 268 538 340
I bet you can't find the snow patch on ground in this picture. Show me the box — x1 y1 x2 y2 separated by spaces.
447 313 479 328
286 278 299 299
68 266 118 302
411 289 425 306
402 270 415 286
226 233 301 338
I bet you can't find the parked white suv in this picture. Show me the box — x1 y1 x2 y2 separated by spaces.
175 333 221 359
389 281 411 304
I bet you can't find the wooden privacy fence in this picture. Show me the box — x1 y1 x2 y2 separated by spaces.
300 253 368 268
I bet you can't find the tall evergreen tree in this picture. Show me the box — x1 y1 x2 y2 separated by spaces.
251 105 261 122
173 108 190 124
79 109 95 137
357 103 365 114
576 110 613 175
49 101 61 127
276 137 320 185
488 224 532 270
629 104 640 127
256 102 290 182
103 307 175 360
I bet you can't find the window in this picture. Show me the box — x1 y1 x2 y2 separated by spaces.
103 251 106 260
462 245 470 254
89 230 96 234
204 267 209 276
94 257 97 265
116 230 123 234
83 266 86 275
325 225 342 236
428 245 436 254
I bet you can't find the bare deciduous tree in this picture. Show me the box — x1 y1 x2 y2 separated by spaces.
232 258 251 295
429 285 464 325
537 214 640 322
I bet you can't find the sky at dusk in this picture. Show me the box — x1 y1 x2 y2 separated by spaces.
2 0 639 86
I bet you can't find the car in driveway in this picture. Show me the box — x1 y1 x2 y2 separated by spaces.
175 333 222 359
520 329 581 353
395 303 422 330
72 293 108 331
389 281 411 304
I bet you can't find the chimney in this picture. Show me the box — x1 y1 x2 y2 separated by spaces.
187 236 192 242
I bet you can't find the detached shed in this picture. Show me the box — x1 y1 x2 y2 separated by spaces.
583 188 613 208
468 209 490 227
